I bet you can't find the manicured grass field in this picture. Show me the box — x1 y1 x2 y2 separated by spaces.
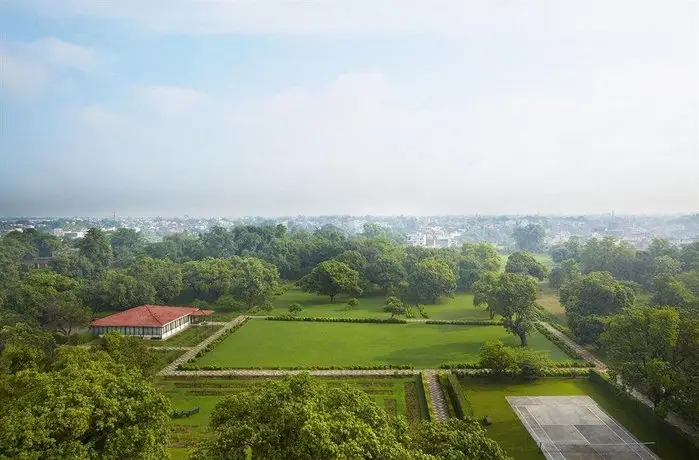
148 325 222 347
195 320 571 368
159 376 427 458
537 287 567 325
461 378 699 460
267 288 492 321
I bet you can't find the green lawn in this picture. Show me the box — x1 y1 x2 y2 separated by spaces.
148 325 222 347
267 288 491 321
159 375 427 457
537 287 567 325
194 320 571 368
461 377 698 460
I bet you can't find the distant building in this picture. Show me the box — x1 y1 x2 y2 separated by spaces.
22 257 52 269
90 305 214 340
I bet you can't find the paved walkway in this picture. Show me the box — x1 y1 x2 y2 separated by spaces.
423 371 449 421
164 368 424 377
158 315 247 376
152 346 192 351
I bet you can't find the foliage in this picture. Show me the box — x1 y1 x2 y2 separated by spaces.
550 237 582 263
333 249 367 273
0 323 57 374
365 253 406 293
532 323 586 361
420 372 436 420
84 269 156 312
581 237 635 280
0 347 171 460
384 295 407 318
96 332 164 377
266 315 407 324
76 227 113 270
347 297 359 307
478 340 517 375
288 302 303 316
191 374 415 459
405 257 457 304
512 224 545 253
229 256 281 309
505 251 547 280
650 274 697 309
680 241 699 271
298 259 362 302
601 307 699 424
457 243 502 290
129 256 183 304
444 374 473 419
182 258 233 301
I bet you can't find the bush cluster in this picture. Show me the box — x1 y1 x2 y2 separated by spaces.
445 374 473 418
534 322 585 360
172 407 200 418
424 319 503 326
452 368 591 378
438 360 591 369
265 316 407 324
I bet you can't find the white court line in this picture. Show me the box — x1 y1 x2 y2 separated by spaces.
583 405 646 460
514 405 560 457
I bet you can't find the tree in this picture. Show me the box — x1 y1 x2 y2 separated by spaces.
84 270 156 312
0 347 171 459
365 253 406 293
648 238 679 259
457 243 502 290
548 259 581 291
110 228 143 267
602 307 699 419
77 228 112 269
288 303 303 316
472 271 499 319
505 251 547 281
129 257 183 304
513 224 545 253
680 242 699 271
550 237 581 263
581 237 635 280
50 252 95 280
548 267 566 291
560 271 635 345
96 332 163 377
650 274 697 309
654 255 682 278
191 373 413 459
333 250 367 273
347 297 359 307
0 323 57 374
298 260 362 302
412 418 509 459
383 296 406 318
182 258 232 301
406 257 456 304
478 340 516 375
227 256 278 308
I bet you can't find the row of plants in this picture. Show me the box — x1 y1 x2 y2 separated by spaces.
176 363 417 371
533 322 585 360
424 319 503 326
444 373 473 419
452 367 592 379
265 316 408 324
438 359 592 370
420 373 436 421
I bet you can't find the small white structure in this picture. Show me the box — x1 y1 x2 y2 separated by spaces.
90 305 213 340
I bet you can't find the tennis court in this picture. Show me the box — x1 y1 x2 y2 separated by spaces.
507 396 659 460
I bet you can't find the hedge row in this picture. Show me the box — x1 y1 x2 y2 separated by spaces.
424 319 503 326
452 367 592 378
420 373 436 421
265 316 407 324
534 322 585 360
438 360 591 370
172 407 200 418
445 374 473 419
177 363 415 371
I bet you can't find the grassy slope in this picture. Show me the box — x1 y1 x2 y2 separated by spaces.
195 320 571 368
160 376 425 458
462 378 698 460
268 288 490 321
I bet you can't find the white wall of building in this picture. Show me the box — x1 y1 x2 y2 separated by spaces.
92 314 193 340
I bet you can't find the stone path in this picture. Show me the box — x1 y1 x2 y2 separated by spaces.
152 346 192 351
423 371 449 421
158 315 247 376
537 322 607 370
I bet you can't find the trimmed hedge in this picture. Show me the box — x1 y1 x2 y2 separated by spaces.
172 407 200 418
177 363 416 371
424 319 503 326
265 316 407 324
438 360 592 370
534 322 585 360
452 367 592 378
446 373 473 418
420 372 436 421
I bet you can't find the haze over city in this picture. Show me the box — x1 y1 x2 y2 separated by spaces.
1 1 697 216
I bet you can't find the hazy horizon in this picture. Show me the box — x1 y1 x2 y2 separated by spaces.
1 1 697 216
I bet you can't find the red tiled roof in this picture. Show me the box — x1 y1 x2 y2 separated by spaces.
90 305 212 327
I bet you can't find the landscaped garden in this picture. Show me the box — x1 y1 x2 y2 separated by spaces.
192 319 572 369
159 375 427 459
459 377 699 460
266 288 493 320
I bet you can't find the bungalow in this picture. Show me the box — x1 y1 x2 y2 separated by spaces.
90 305 214 340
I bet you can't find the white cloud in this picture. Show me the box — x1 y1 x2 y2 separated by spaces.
133 85 209 116
0 37 104 99
78 105 124 131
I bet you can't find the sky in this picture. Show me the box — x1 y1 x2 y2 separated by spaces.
0 1 697 217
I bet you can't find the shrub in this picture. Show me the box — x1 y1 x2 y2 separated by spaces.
265 316 407 324
172 407 200 418
478 340 517 375
288 303 303 316
445 374 473 418
424 319 503 326
533 322 585 360
420 373 436 420
347 298 359 307
515 348 550 381
177 363 415 371
417 304 429 319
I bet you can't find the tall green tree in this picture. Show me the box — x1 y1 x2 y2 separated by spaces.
412 418 509 459
50 252 95 280
365 253 406 294
651 274 697 309
648 238 680 259
550 237 582 263
488 273 539 346
406 257 457 304
229 256 281 309
581 237 635 280
457 243 502 290
298 260 362 302
0 347 171 459
77 228 113 269
473 271 500 319
505 251 547 281
333 250 367 273
110 228 144 267
680 242 699 271
512 224 545 253
182 258 232 301
129 257 183 304
0 323 57 374
84 270 156 312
